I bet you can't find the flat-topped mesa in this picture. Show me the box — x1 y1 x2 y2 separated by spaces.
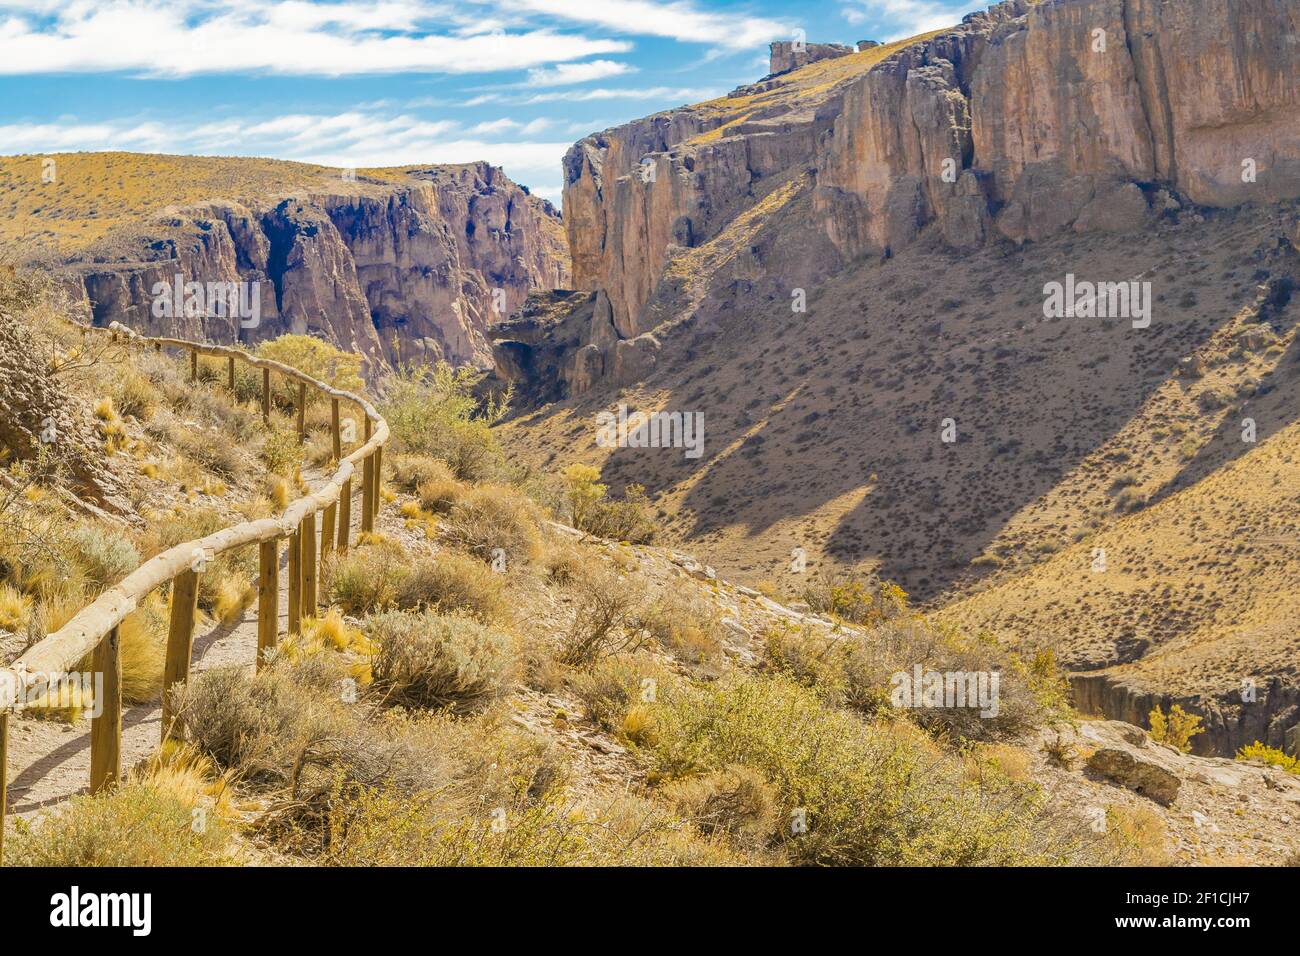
544 0 1300 400
768 41 854 76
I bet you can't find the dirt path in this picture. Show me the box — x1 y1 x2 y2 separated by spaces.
3 467 362 818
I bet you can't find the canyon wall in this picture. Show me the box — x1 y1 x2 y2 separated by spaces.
543 0 1300 397
61 163 569 377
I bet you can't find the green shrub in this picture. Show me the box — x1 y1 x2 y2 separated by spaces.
381 363 507 481
647 674 1097 865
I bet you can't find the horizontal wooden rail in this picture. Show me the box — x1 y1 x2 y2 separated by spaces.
0 321 390 847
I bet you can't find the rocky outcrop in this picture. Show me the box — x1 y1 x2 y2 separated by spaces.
546 0 1300 396
59 164 569 377
1071 672 1300 759
0 309 123 511
769 41 853 76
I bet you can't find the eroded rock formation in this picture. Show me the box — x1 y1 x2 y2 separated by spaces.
540 0 1300 398
60 164 569 377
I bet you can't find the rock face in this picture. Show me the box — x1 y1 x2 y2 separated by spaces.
60 164 569 377
536 0 1300 397
769 41 853 75
1071 673 1300 759
0 309 122 510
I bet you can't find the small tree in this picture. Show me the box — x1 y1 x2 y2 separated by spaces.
1148 704 1204 753
561 464 606 531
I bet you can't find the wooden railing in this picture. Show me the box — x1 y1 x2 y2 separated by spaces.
0 322 389 861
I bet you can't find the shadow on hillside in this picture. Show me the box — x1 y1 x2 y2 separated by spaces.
578 215 1291 601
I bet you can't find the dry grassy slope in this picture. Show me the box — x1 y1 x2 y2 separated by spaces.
683 29 948 145
0 152 395 250
0 152 567 255
498 195 1300 707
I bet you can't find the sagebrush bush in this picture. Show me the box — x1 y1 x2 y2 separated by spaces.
68 522 139 590
328 538 410 614
441 483 541 566
395 552 507 622
366 609 518 714
647 674 1101 865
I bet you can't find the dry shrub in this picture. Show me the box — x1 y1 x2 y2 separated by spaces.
328 788 741 867
568 654 673 733
638 589 724 674
762 619 1062 743
67 523 139 591
560 564 641 666
663 764 778 849
647 674 1105 866
365 609 518 714
328 538 410 614
395 552 507 623
440 483 541 566
5 744 236 866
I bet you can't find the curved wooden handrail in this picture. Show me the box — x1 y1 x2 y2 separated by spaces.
0 320 389 751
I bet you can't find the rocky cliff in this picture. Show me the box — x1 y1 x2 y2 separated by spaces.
57 162 569 376
524 0 1300 399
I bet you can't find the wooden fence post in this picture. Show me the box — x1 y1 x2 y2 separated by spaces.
90 626 122 794
261 367 271 423
361 454 375 534
190 349 198 382
338 478 352 553
161 569 200 742
331 398 342 462
227 355 236 392
0 713 7 865
257 539 280 670
301 512 318 617
287 527 302 636
372 446 383 520
321 502 337 569
297 382 307 442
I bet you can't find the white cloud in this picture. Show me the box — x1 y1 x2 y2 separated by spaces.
466 84 716 106
524 59 634 87
0 1 632 76
840 0 971 39
501 0 792 50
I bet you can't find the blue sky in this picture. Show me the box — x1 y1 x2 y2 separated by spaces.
0 1 981 203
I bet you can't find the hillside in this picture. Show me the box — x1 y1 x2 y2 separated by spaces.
489 0 1300 751
0 153 570 374
2 269 1297 867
